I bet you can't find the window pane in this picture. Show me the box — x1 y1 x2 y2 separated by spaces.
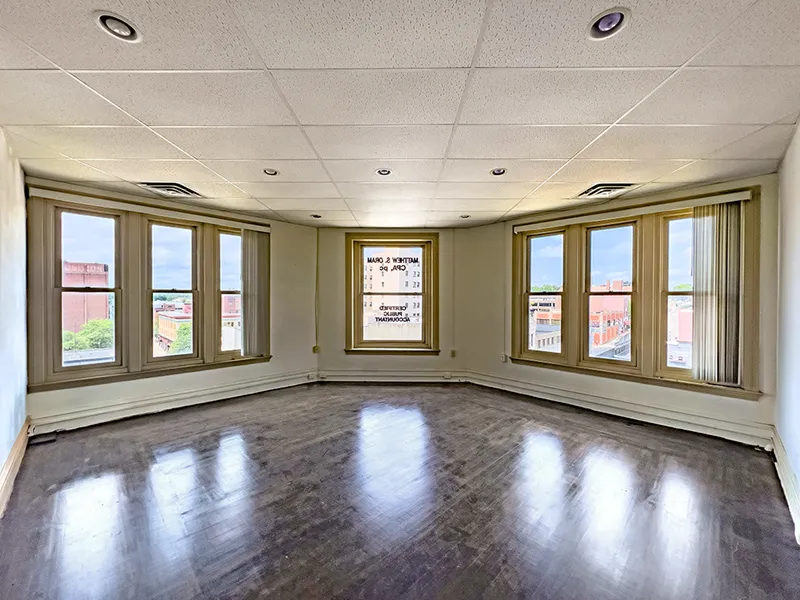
221 293 242 352
363 294 422 341
152 225 192 290
590 225 633 289
153 293 193 356
61 212 115 288
220 233 242 291
667 295 693 369
668 218 693 291
61 292 115 366
529 234 563 291
588 294 632 361
528 295 561 353
363 246 423 293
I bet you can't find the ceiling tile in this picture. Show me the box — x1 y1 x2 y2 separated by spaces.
7 126 187 159
324 159 442 182
344 198 434 212
427 210 505 224
436 182 536 198
0 28 50 68
693 0 800 66
277 210 354 222
20 159 121 182
337 183 437 200
622 182 693 198
657 159 780 183
432 198 518 211
1 0 261 69
203 160 330 182
710 125 797 160
623 67 800 125
440 159 564 182
176 197 269 212
0 71 134 125
234 182 339 198
305 126 452 159
525 182 594 199
776 112 799 125
184 182 250 198
511 196 595 213
460 69 669 124
478 0 754 67
231 0 485 68
2 130 64 158
77 72 294 126
260 198 350 211
550 160 691 183
155 127 315 159
77 181 161 198
449 125 605 159
578 125 760 159
353 212 429 227
274 70 468 125
80 160 223 182
294 218 359 228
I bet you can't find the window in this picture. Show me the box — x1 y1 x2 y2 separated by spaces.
28 193 271 390
219 232 243 354
346 233 438 353
585 223 635 364
58 210 119 369
512 189 760 396
150 223 196 359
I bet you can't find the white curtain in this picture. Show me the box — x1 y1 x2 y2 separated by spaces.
242 230 269 357
692 203 741 385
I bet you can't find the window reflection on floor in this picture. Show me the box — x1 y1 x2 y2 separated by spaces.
147 449 197 566
657 470 699 595
56 473 123 598
514 432 565 540
356 406 432 542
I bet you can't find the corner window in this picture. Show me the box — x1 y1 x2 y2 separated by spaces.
346 233 439 353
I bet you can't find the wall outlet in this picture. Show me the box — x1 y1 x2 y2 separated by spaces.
307 373 316 380
500 354 507 363
450 349 457 358
312 345 320 353
318 373 327 380
443 372 452 379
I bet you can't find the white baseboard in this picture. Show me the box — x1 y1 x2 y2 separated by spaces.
0 417 30 518
465 370 774 447
321 369 467 383
773 428 800 545
30 370 316 434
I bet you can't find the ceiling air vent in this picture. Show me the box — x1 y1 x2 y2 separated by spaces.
578 183 635 198
136 182 202 198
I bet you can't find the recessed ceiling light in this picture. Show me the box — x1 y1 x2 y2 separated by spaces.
310 214 322 219
460 214 471 219
490 167 506 176
95 12 140 42
263 168 279 176
376 168 392 176
588 7 630 40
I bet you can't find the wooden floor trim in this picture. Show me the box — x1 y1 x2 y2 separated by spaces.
0 417 30 519
773 427 800 545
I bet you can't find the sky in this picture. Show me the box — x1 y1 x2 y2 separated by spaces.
62 213 244 291
529 219 694 291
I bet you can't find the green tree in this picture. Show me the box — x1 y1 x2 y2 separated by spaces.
62 330 82 351
76 319 114 349
170 323 192 354
673 283 693 291
531 284 560 292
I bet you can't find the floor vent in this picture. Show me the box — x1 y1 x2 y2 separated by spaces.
136 182 202 198
578 183 635 198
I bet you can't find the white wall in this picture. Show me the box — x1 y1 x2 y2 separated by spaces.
0 130 27 463
316 228 462 379
455 175 780 445
27 220 318 432
777 125 800 500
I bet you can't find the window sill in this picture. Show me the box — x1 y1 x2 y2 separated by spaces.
508 356 760 401
28 355 272 393
344 348 441 356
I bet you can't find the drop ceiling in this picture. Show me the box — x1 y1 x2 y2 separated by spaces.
0 0 798 228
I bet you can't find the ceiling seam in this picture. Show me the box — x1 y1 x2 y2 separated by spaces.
497 0 766 222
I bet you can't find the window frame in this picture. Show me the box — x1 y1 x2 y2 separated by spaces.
510 188 761 399
345 232 439 354
27 192 271 392
52 204 126 377
215 227 244 361
514 227 569 365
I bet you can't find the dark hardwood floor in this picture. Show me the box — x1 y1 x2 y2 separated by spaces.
0 383 798 599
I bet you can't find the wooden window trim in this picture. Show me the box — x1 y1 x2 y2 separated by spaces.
345 232 439 354
215 227 245 362
511 188 761 398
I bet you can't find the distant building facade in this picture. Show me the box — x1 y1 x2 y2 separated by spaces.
62 261 110 332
